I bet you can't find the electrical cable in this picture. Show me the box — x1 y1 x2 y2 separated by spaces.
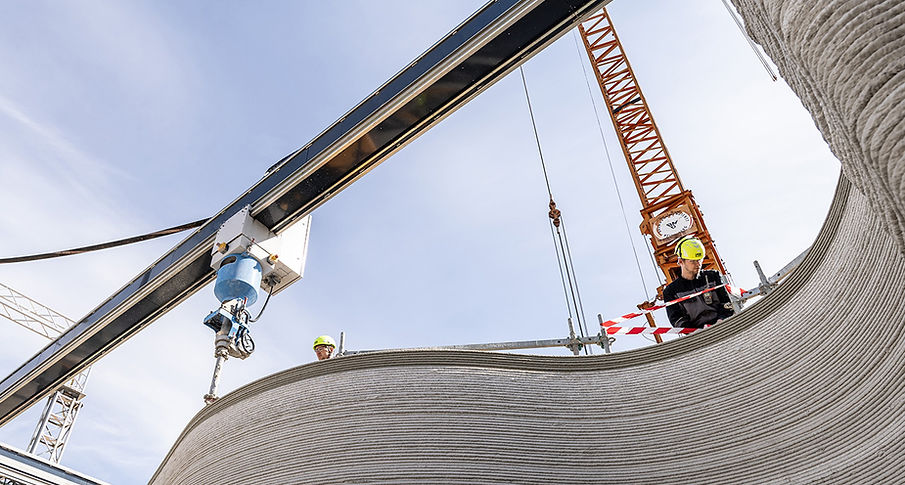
0 218 207 264
248 284 274 323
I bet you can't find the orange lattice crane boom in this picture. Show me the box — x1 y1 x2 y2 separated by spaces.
578 8 728 289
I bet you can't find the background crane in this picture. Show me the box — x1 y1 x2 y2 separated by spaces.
578 8 729 293
0 282 88 464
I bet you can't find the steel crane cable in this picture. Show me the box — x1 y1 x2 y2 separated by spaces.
720 0 778 82
557 216 593 346
571 29 664 292
0 218 207 264
518 66 592 353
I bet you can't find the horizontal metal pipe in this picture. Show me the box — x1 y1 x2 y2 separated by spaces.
343 335 613 354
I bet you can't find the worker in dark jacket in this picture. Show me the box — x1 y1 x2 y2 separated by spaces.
662 236 734 328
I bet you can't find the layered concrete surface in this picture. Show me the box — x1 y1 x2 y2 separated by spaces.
734 0 905 254
151 1 905 483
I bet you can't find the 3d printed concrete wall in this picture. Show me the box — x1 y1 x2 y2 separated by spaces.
150 1 905 483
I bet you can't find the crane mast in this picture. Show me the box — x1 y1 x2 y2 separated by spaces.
578 8 728 288
0 282 89 464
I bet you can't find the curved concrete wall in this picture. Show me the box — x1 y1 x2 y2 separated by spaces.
151 1 905 483
733 0 905 253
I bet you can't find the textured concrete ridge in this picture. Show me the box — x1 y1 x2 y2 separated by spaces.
150 178 905 484
733 0 905 253
150 1 905 483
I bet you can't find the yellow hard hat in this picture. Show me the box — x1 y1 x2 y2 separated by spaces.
313 335 336 350
674 236 705 261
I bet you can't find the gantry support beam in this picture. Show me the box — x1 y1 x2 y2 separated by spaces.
0 282 89 464
0 0 611 426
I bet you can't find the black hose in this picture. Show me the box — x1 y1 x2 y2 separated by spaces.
0 218 207 264
248 284 274 323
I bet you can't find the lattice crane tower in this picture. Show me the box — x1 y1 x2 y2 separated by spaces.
578 8 728 289
0 282 89 464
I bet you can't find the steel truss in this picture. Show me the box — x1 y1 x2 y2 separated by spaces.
578 9 728 285
0 283 88 464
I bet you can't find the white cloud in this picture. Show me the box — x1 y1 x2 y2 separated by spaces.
0 94 133 210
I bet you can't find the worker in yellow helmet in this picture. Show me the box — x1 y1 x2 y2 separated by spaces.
313 335 336 361
662 236 734 328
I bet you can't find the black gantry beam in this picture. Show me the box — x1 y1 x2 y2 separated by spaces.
0 0 608 425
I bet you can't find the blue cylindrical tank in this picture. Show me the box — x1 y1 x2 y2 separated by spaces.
214 253 262 305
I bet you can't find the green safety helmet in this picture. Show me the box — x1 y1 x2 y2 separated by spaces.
313 335 336 350
674 235 705 261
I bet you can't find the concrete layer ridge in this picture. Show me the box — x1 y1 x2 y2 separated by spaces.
151 0 905 483
733 0 905 254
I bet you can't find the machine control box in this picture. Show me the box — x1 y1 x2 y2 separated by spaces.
210 206 310 296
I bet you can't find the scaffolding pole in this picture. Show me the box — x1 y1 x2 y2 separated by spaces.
342 334 616 355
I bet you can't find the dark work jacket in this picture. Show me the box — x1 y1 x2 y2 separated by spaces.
662 270 734 328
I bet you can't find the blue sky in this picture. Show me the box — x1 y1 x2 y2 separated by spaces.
0 1 840 483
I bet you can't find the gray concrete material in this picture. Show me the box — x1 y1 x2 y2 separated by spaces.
732 0 905 254
150 1 905 482
149 178 905 484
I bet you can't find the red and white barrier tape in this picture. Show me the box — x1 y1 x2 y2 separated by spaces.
599 283 730 328
604 326 700 335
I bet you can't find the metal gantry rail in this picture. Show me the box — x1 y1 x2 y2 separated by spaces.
0 0 613 427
